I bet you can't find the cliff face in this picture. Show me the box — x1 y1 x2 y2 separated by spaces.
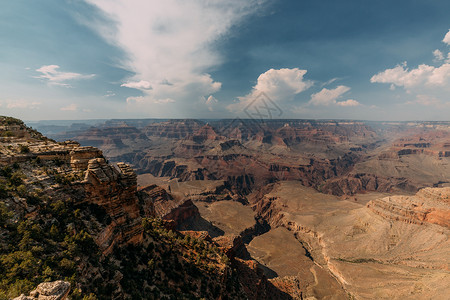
0 117 145 255
321 173 419 196
367 187 450 227
82 158 143 254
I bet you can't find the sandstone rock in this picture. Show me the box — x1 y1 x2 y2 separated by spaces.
233 258 292 300
13 281 70 300
213 234 248 258
70 146 102 171
367 187 450 227
83 158 143 254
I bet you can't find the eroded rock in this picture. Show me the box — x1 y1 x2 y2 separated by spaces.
13 281 70 300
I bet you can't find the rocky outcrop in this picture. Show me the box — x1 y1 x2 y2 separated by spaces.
138 183 203 230
13 281 70 300
213 235 250 259
82 158 143 254
270 276 303 300
143 119 204 139
161 199 200 228
232 258 292 300
367 187 450 227
69 146 102 170
391 130 450 158
321 173 420 196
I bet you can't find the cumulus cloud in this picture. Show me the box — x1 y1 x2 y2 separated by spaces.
60 104 78 111
370 63 450 90
153 98 175 104
433 49 444 61
336 99 360 107
253 68 313 101
82 0 266 112
443 29 450 45
309 85 359 107
121 80 152 90
126 96 144 104
35 65 95 87
228 68 312 113
371 29 450 110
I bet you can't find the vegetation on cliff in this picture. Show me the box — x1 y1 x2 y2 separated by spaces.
0 116 247 299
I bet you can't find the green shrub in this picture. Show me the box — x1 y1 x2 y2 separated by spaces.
0 202 13 227
53 158 64 167
0 182 7 198
18 145 30 154
82 293 98 300
9 171 24 187
0 166 12 178
1 131 14 137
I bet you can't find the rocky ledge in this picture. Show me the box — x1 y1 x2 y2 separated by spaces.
367 187 450 227
14 281 70 300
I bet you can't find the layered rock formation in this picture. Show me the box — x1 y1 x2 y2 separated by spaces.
367 187 450 227
69 146 103 171
249 182 450 299
14 281 70 300
37 118 450 197
82 157 143 254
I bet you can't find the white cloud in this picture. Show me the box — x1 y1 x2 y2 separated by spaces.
82 0 266 109
121 80 152 90
254 68 312 100
370 63 450 89
443 29 450 45
103 91 116 97
126 96 144 104
405 95 450 107
370 30 450 113
309 85 350 106
336 99 360 107
433 49 444 61
228 68 312 112
414 95 441 106
372 29 450 100
153 98 175 104
126 96 175 105
321 77 339 87
60 104 78 111
35 65 95 87
205 95 219 111
5 100 41 109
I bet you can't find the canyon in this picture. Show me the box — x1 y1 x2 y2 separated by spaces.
2 117 449 299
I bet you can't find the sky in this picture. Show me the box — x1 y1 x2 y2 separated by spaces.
1 0 450 121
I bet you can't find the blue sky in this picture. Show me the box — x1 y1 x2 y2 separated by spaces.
1 0 450 121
